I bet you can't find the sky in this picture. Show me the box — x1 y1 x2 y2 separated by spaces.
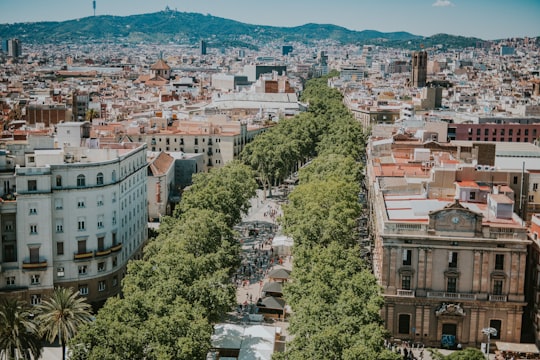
1 0 539 40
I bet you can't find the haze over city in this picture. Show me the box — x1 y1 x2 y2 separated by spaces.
1 0 539 40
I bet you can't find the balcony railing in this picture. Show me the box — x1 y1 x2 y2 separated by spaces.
397 289 415 297
110 243 122 253
95 249 111 257
489 295 507 302
22 260 48 270
427 291 476 300
74 251 93 260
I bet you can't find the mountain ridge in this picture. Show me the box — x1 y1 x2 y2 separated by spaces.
0 10 485 49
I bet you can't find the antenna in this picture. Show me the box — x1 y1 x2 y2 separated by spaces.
93 0 96 16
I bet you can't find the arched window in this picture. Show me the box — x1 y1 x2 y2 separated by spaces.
76 174 86 187
96 172 104 185
56 175 62 187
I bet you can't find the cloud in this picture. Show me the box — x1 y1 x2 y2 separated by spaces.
432 0 454 7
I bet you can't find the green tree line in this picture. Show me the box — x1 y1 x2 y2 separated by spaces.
69 162 257 359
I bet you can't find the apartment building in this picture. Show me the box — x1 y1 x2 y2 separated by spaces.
140 116 268 171
0 138 148 306
367 137 529 347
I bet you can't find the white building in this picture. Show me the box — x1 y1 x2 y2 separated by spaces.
1 139 148 305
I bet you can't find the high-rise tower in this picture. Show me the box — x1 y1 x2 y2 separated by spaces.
411 51 427 88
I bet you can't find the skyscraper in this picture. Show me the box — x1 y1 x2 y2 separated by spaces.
411 50 427 88
7 38 22 58
200 40 207 56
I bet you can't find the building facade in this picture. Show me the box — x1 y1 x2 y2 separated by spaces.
367 139 529 348
0 142 148 306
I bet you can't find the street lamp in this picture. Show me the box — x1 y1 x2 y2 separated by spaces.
481 327 497 359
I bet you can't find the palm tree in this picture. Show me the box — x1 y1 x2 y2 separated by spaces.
36 287 93 360
0 297 42 360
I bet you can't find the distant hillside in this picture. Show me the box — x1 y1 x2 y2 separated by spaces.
0 9 483 49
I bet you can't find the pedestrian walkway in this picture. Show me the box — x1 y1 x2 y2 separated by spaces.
226 188 292 342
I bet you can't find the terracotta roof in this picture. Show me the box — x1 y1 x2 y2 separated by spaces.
148 151 175 176
151 59 171 71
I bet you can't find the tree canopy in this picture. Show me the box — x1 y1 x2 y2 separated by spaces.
70 162 256 359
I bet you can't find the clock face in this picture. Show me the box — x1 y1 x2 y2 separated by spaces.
452 216 460 224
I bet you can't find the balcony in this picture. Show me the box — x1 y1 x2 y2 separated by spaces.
397 289 415 297
489 295 507 302
22 259 48 270
427 291 476 300
95 249 111 257
74 251 93 260
110 243 122 253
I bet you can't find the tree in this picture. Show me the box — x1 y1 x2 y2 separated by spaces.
37 287 93 360
0 297 42 360
444 348 486 360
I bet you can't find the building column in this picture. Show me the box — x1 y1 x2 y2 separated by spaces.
517 253 526 296
387 304 395 335
426 249 433 290
415 306 423 339
510 252 519 295
472 251 482 292
468 308 479 344
423 306 431 340
480 252 490 293
389 247 397 290
477 310 486 344
417 248 426 289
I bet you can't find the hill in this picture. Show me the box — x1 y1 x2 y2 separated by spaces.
0 9 484 49
0 10 418 46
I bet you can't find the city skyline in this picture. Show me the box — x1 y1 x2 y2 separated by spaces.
1 0 539 41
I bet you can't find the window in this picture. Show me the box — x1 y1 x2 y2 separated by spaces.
98 280 106 292
56 219 64 233
29 206 37 215
30 294 41 305
530 195 535 202
98 262 105 272
509 129 513 136
3 244 16 262
5 222 13 232
447 277 457 293
534 183 538 191
97 195 104 207
77 174 86 187
56 175 62 187
513 176 518 185
402 275 411 290
97 236 105 251
112 211 117 225
495 254 504 270
29 247 39 263
57 267 65 277
97 216 104 229
489 320 501 339
96 172 104 185
398 314 410 334
30 224 38 234
79 285 88 296
77 217 86 231
77 198 86 208
28 180 37 191
112 276 118 287
449 252 458 268
476 129 481 135
78 265 88 275
194 138 198 145
112 192 116 203
77 240 87 254
55 199 63 210
402 249 412 266
112 170 116 182
112 256 118 268
493 280 503 295
56 242 64 255
30 274 40 285
469 192 476 200
6 276 15 286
